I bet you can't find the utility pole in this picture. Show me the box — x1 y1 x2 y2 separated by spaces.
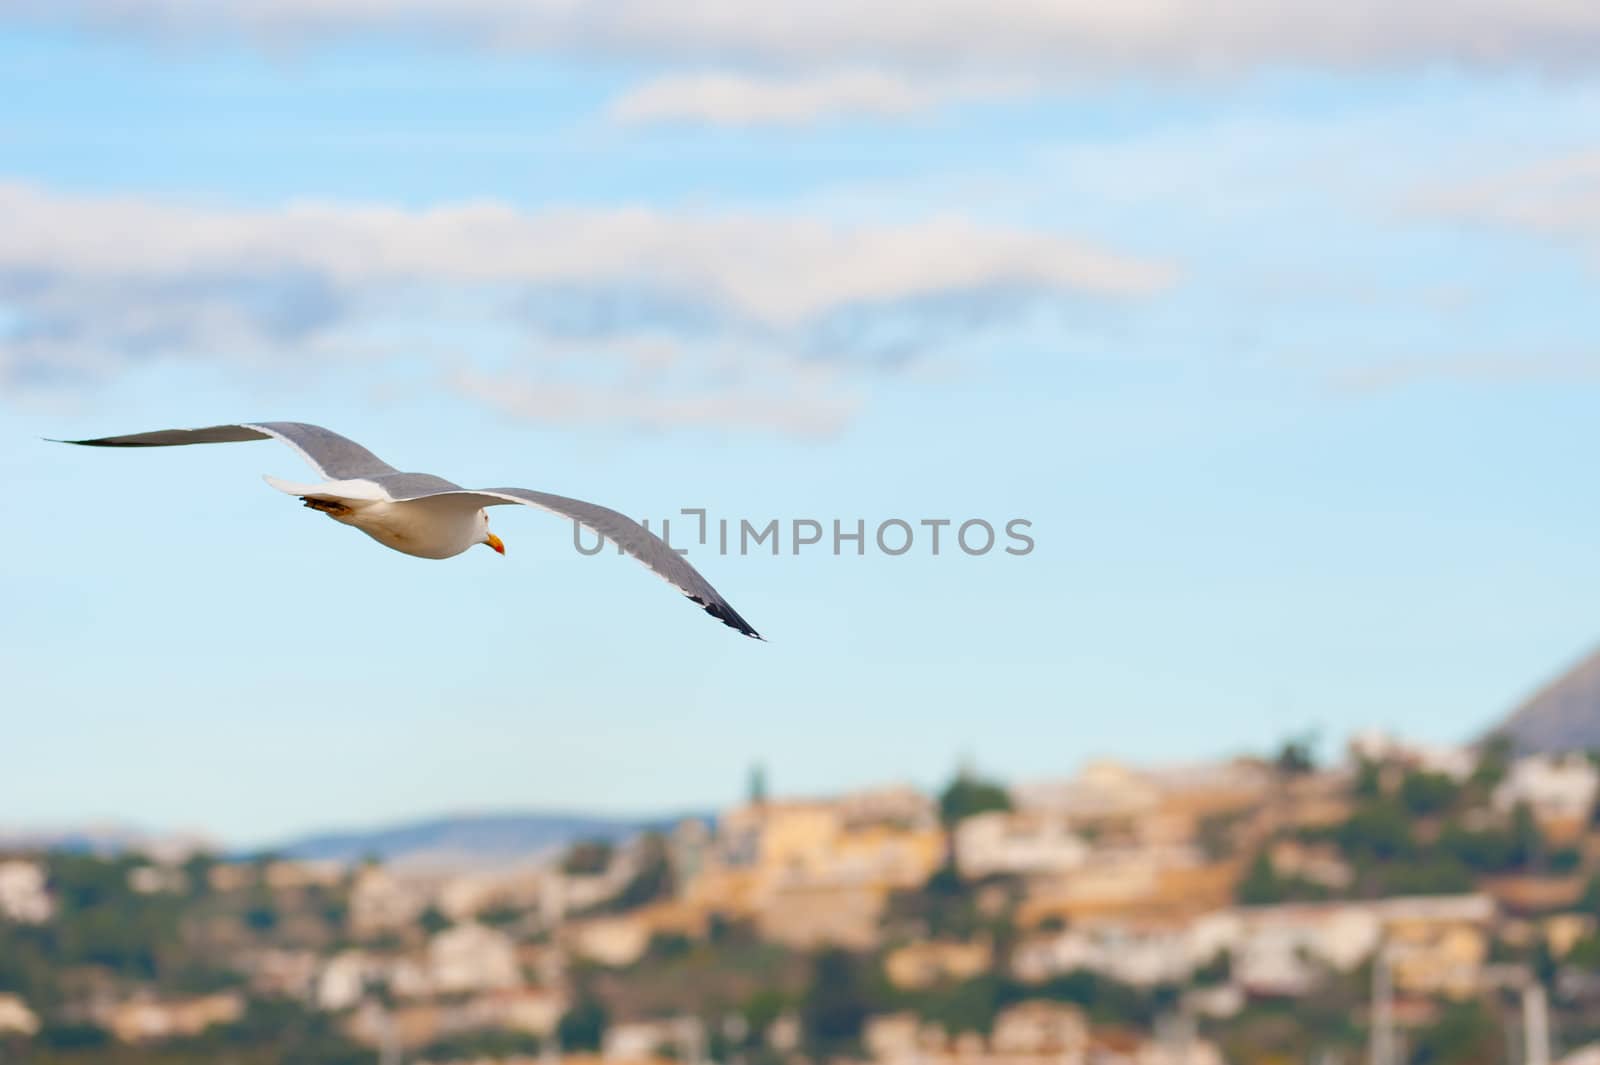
1152 1006 1198 1065
378 1004 401 1065
1368 946 1395 1065
1523 982 1551 1065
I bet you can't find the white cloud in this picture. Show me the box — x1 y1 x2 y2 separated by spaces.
0 181 1166 433
608 69 1017 126
17 1 1600 75
450 359 861 438
1419 150 1600 240
0 183 1166 325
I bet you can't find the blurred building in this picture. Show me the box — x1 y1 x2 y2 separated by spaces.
0 992 40 1037
349 865 427 937
429 921 522 994
1494 754 1600 825
0 859 53 923
954 810 1089 879
885 938 993 989
101 992 243 1043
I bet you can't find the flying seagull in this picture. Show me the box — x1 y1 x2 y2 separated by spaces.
54 421 763 639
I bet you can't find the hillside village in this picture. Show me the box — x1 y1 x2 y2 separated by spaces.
7 733 1600 1064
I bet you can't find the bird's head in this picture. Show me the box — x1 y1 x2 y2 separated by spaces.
477 509 505 555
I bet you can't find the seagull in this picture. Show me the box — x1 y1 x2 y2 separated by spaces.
54 421 763 639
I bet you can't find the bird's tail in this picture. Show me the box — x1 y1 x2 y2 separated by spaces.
263 474 323 497
264 474 385 498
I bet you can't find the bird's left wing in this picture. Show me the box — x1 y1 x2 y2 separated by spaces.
51 422 401 481
410 487 763 640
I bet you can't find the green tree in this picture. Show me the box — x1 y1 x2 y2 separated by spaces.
45 853 187 981
558 994 609 1052
742 988 790 1040
939 772 1011 826
911 973 1023 1035
1354 758 1384 799
1335 801 1416 864
1470 735 1513 794
1399 771 1459 816
1032 969 1156 1026
1236 853 1285 905
1438 822 1515 873
886 859 983 937
1235 851 1329 905
606 833 675 912
1372 856 1474 897
1193 950 1231 986
1408 1000 1498 1065
216 995 371 1064
1509 802 1544 869
1567 933 1600 970
243 899 280 933
181 851 218 896
563 839 615 876
1581 872 1600 916
801 948 876 1053
646 931 695 960
1275 734 1318 776
423 1030 543 1059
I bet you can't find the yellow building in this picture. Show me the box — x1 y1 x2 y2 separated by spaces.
683 796 945 948
885 939 993 989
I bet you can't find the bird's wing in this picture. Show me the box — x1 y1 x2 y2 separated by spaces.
52 422 400 481
408 486 763 640
53 424 762 637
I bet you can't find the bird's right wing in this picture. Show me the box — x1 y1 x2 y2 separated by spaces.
409 486 764 640
52 422 401 481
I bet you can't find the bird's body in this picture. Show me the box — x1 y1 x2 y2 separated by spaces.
310 496 482 560
55 421 763 639
265 475 491 559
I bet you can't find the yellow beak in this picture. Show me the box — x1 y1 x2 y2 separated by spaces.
485 532 505 555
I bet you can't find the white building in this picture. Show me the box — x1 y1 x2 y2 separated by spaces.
128 864 187 894
0 992 39 1036
835 786 939 829
1494 755 1600 821
348 866 426 936
990 1000 1089 1056
1012 761 1163 819
1013 921 1196 987
0 860 52 923
428 922 521 994
1013 895 1489 999
604 1016 703 1061
1186 894 1494 997
1135 1037 1227 1065
316 951 374 1011
954 810 1090 879
1347 731 1476 780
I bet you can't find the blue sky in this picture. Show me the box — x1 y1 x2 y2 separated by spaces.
5 4 1600 846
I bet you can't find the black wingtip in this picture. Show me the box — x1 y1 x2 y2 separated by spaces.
688 594 763 641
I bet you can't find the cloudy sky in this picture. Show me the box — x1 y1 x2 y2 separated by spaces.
6 2 1600 845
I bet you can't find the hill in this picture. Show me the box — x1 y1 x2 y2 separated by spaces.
1493 644 1600 754
269 810 689 868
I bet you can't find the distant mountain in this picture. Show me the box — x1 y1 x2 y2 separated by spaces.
0 823 216 860
1492 645 1600 754
266 811 695 869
